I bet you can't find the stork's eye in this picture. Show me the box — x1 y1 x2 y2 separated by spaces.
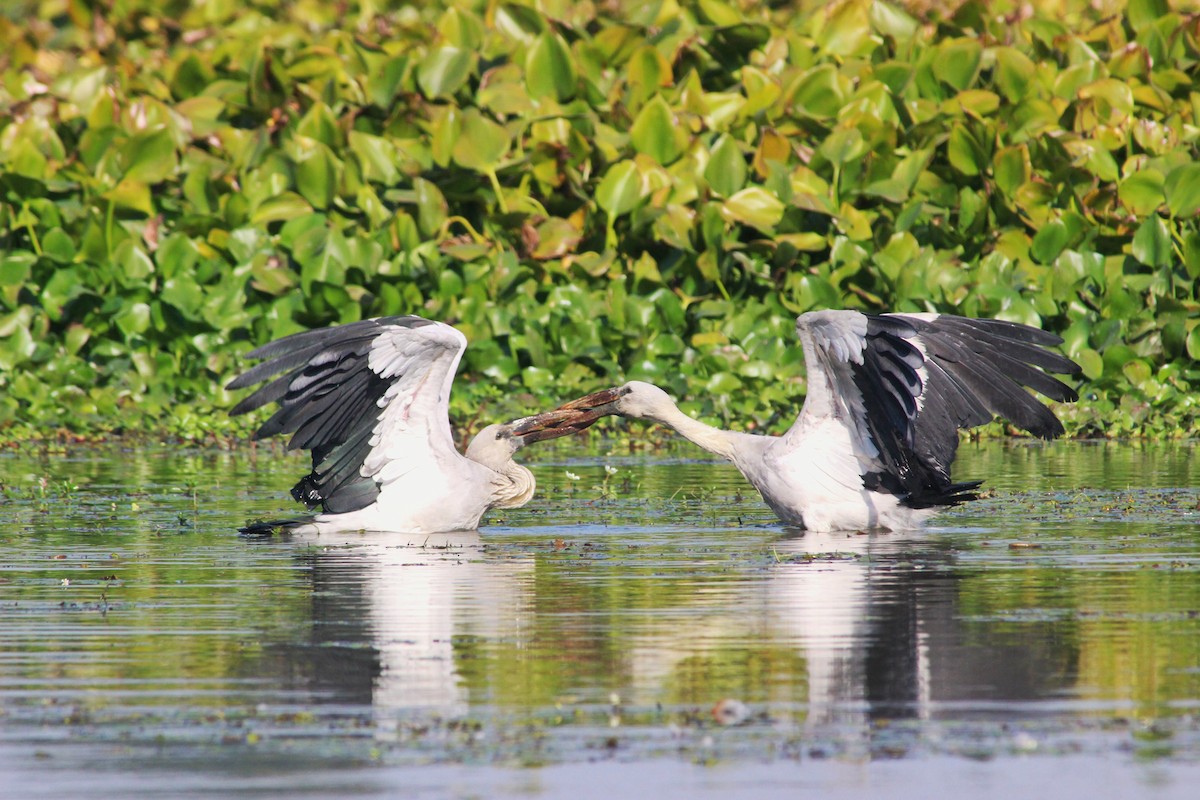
496 431 503 439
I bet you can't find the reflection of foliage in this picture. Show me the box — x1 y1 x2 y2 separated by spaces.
2 1 1199 439
664 648 809 707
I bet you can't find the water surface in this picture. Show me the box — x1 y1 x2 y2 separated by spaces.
1 439 1197 797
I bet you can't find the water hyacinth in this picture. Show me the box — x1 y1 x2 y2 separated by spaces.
0 0 1196 441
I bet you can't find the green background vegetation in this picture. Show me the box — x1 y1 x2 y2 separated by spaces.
1 0 1198 442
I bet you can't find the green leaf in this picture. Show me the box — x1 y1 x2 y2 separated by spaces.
114 302 151 338
947 125 985 176
295 102 340 148
630 95 684 165
820 0 871 57
722 187 784 231
947 89 999 117
789 64 845 118
452 109 512 172
741 67 781 118
697 0 742 26
39 268 84 321
818 127 865 166
0 251 34 288
869 1 917 40
1187 325 1200 361
627 46 669 106
8 138 48 179
1163 163 1200 217
1131 216 1171 267
349 131 400 186
993 144 1029 198
1076 347 1104 380
933 39 982 91
429 105 462 168
106 179 153 215
292 139 339 210
42 228 77 264
251 192 313 224
836 202 872 241
1127 0 1169 32
704 135 747 197
122 128 177 184
1079 79 1134 123
417 46 472 99
161 274 203 319
526 32 576 101
413 177 448 236
596 161 644 218
437 7 485 49
1031 220 1070 264
1119 169 1165 216
0 315 35 370
1183 231 1200 279
992 47 1036 102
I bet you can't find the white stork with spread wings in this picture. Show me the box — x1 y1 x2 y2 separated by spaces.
573 311 1081 531
228 316 612 534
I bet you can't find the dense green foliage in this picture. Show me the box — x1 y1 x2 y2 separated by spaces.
1 0 1198 441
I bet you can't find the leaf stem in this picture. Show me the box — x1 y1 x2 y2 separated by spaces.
486 168 508 214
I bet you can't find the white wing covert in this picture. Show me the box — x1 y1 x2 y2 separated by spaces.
227 316 467 514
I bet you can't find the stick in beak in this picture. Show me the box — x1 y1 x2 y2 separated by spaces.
507 387 626 444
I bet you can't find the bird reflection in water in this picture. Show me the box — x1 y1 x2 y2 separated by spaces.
251 526 1074 739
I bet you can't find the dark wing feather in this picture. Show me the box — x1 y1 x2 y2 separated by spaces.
227 315 459 515
793 310 1080 509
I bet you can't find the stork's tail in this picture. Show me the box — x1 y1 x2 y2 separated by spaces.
902 480 984 510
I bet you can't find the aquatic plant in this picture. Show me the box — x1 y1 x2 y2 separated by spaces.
1 0 1198 441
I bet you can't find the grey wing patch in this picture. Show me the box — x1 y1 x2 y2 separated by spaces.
227 316 440 514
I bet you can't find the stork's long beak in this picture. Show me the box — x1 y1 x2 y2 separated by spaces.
508 387 626 444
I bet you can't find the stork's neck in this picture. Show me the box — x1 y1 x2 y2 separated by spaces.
490 461 537 509
650 404 758 464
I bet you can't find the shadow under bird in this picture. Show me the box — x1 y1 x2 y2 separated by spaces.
227 316 616 535
568 310 1083 532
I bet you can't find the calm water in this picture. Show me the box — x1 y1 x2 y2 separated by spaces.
1 439 1198 798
